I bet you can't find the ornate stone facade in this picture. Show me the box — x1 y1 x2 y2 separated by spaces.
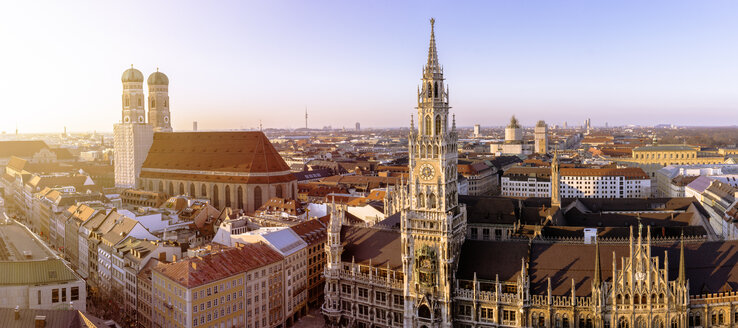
321 18 738 328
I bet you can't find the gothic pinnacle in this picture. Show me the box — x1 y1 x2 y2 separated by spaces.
426 18 440 74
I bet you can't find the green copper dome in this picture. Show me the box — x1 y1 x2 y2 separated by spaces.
147 70 169 85
121 66 144 83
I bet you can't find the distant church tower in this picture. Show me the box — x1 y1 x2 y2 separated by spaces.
114 66 154 188
400 18 467 328
534 120 548 154
147 69 172 132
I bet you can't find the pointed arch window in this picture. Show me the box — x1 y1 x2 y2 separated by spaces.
138 98 142 106
276 185 283 198
179 183 184 195
151 99 156 108
125 97 130 107
212 185 219 208
201 184 207 197
424 115 432 135
427 82 432 98
189 183 195 196
158 181 163 193
237 186 244 209
254 186 263 210
225 185 231 207
434 82 439 97
429 193 436 208
435 115 441 135
418 193 425 207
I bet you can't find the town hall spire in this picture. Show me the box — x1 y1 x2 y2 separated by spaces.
426 18 440 75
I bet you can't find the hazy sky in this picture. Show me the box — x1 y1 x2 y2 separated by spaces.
2 1 738 133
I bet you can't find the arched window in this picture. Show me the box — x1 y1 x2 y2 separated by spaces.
418 193 425 207
633 294 639 304
147 180 153 191
435 115 441 135
434 82 439 97
418 304 431 319
670 318 677 328
158 181 163 193
555 314 562 328
225 185 232 207
616 294 622 304
719 310 725 325
179 183 184 195
428 193 436 208
424 115 432 135
189 183 195 196
138 98 142 106
426 82 432 98
652 317 663 328
276 185 283 198
125 97 130 107
168 182 174 196
151 99 155 108
212 186 219 208
253 186 263 210
625 294 630 304
562 315 569 328
237 186 244 209
618 317 629 328
164 99 167 107
201 184 207 197
641 294 647 305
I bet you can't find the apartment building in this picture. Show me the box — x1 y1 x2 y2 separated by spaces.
151 242 284 328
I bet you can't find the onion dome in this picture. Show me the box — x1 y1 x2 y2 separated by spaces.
147 69 169 86
121 65 144 83
508 116 521 129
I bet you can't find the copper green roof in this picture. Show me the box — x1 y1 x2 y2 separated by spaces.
121 66 144 83
0 259 80 285
147 70 169 85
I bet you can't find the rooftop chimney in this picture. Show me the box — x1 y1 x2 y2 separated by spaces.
35 315 46 328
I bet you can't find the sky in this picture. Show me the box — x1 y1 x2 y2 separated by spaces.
2 1 738 133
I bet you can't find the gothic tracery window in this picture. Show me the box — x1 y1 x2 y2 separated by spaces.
435 115 441 135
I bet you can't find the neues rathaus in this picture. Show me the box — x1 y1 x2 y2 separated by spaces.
322 19 738 328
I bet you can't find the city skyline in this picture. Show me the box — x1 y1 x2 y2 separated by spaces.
3 1 738 133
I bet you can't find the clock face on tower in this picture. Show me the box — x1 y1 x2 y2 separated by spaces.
419 164 435 180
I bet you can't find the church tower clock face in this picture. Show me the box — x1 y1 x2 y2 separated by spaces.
419 164 435 180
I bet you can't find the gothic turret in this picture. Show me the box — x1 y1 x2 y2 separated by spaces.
551 150 561 208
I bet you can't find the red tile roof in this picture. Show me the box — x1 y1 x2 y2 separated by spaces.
154 242 283 288
141 132 295 184
560 167 649 179
289 219 327 246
